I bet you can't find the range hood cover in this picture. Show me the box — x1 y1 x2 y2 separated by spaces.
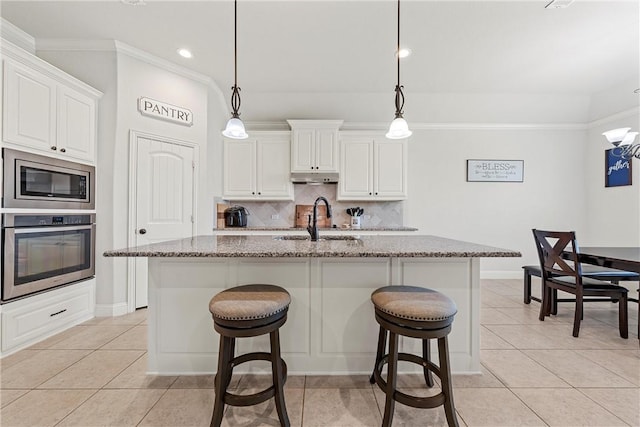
290 172 339 184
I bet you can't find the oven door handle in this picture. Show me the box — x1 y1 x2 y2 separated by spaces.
12 225 94 234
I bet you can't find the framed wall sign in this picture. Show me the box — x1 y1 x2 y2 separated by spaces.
605 149 632 187
138 97 193 126
466 160 524 182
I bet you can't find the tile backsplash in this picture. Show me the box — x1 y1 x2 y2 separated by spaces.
224 185 404 228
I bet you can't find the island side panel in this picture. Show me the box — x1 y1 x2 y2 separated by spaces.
311 258 392 374
147 258 230 374
394 257 481 373
147 256 481 375
148 257 311 374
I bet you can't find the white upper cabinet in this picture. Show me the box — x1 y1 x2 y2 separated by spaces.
2 42 101 164
3 59 56 152
56 85 96 162
223 138 256 198
288 120 343 172
223 132 293 200
338 133 407 201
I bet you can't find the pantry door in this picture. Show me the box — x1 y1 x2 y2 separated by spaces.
129 131 197 309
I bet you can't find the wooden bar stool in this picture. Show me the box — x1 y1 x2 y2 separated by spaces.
370 285 459 427
208 284 291 427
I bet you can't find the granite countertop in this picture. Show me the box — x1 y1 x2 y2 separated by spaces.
214 226 419 232
104 235 521 258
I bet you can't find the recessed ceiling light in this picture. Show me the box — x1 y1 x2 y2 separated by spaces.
177 48 193 59
121 0 146 5
545 0 574 9
397 48 411 58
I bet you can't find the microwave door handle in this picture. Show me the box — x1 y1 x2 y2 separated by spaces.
12 225 94 234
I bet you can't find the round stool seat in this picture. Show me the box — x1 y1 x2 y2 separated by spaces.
370 285 460 426
209 284 291 322
371 285 457 323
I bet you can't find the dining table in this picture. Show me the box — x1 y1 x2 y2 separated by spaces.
578 246 640 275
579 246 640 337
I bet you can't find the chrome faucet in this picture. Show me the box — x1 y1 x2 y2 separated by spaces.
307 196 332 241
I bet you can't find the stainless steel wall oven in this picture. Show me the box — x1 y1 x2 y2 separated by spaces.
2 148 95 209
2 213 96 302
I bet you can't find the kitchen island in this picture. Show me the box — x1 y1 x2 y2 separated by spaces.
105 235 519 375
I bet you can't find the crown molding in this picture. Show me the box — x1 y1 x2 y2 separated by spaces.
587 106 640 129
246 120 587 132
35 38 230 117
113 41 213 86
410 122 587 131
113 41 229 117
37 38 116 52
1 18 35 54
245 121 291 131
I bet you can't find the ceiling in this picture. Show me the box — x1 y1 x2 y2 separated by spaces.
1 0 638 120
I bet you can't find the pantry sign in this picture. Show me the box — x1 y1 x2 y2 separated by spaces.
138 97 193 126
466 159 524 182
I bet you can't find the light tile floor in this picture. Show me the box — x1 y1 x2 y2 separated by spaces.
1 279 638 426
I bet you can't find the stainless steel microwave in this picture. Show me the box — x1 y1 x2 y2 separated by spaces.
2 148 95 209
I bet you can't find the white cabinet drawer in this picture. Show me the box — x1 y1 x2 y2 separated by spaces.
1 279 95 355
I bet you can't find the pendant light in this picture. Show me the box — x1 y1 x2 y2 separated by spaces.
386 0 412 140
222 0 248 139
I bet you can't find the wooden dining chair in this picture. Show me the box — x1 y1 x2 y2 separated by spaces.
532 229 629 338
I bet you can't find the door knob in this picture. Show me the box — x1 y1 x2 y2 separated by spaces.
139 229 147 235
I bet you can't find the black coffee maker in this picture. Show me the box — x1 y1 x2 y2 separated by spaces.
224 206 249 227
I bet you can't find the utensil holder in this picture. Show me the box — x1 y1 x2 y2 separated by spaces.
350 216 361 229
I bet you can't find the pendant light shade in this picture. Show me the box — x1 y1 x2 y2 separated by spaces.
386 117 412 139
222 117 248 139
222 0 248 140
386 0 412 140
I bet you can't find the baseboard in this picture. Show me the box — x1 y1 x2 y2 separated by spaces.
94 302 129 317
481 271 522 280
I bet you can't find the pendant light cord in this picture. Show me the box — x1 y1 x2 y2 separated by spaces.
230 0 242 118
234 0 237 87
396 0 400 89
394 0 405 119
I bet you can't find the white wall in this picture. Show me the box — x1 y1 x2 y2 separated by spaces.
109 51 216 307
37 48 119 309
38 45 228 313
246 92 591 124
584 111 640 246
37 40 640 292
403 127 588 276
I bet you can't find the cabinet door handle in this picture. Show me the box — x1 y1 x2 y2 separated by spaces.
50 309 67 317
139 229 147 235
252 192 255 195
375 192 378 195
369 192 372 195
51 146 57 151
258 192 261 195
60 148 66 153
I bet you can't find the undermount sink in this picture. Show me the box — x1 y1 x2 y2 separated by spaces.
273 235 361 241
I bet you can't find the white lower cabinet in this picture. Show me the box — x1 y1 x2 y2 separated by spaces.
223 132 293 200
0 278 96 357
338 134 407 201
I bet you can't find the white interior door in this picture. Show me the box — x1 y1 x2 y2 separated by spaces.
133 134 195 308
